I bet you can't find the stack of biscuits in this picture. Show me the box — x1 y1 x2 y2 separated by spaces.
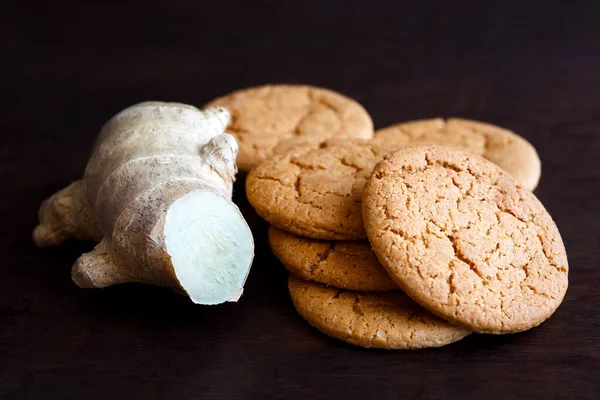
207 85 569 350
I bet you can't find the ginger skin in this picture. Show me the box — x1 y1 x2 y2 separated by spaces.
34 102 254 305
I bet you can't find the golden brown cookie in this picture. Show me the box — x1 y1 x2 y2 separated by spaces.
362 145 568 334
205 85 374 172
246 139 388 240
288 275 471 349
373 118 541 190
268 226 396 291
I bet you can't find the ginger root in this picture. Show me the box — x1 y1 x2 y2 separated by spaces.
33 102 254 304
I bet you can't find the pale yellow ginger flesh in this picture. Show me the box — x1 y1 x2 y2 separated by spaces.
33 102 254 304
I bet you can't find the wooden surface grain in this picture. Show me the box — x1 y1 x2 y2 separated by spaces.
1 1 599 399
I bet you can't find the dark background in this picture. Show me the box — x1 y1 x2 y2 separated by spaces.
1 1 599 399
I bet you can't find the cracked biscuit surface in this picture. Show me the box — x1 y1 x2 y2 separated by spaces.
362 145 568 334
246 139 388 240
269 226 397 291
374 118 541 190
205 85 374 172
288 275 471 349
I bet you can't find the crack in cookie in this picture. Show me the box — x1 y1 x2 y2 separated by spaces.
362 145 568 334
205 85 374 172
247 140 388 240
373 118 541 190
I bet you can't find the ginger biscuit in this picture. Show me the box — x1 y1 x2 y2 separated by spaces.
246 139 388 240
362 145 568 334
205 85 374 172
373 118 541 190
288 275 471 349
268 226 397 291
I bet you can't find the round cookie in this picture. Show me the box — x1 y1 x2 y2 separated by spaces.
288 275 471 349
246 139 388 240
362 145 568 334
373 118 541 190
268 226 397 291
205 85 374 172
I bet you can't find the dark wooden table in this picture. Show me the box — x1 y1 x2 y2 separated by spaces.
2 1 599 399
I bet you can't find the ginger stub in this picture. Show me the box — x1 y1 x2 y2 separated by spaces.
34 102 254 305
